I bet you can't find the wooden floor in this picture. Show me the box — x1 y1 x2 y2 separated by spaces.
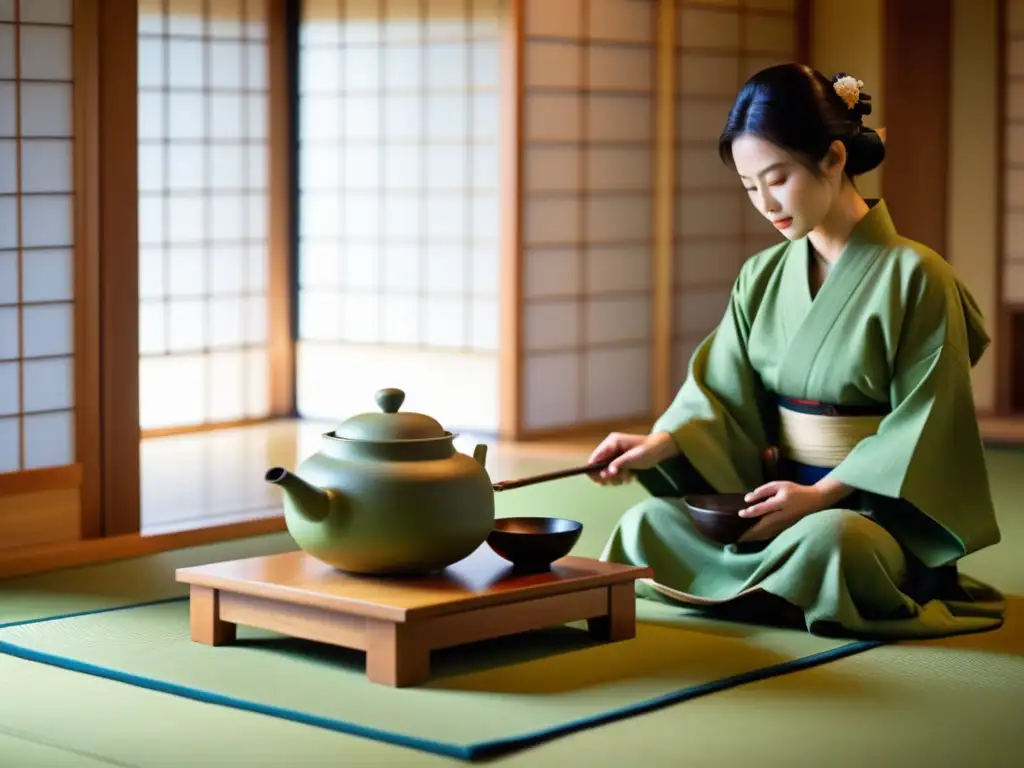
139 415 1024 535
3 414 1016 581
140 418 605 535
0 418 646 580
978 415 1024 444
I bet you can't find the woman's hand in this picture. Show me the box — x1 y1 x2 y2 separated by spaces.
735 481 826 542
587 431 679 485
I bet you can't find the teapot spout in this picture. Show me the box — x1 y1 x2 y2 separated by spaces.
265 467 331 523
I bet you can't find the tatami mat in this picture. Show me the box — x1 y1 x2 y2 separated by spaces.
0 447 1022 767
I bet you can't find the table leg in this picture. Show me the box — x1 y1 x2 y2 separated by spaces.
189 585 236 646
587 582 637 642
365 620 430 687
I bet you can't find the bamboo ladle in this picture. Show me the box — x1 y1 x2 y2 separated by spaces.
491 459 612 492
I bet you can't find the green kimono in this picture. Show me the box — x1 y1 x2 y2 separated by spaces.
601 200 1005 639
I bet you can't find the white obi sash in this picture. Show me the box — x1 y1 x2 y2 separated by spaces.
776 397 888 468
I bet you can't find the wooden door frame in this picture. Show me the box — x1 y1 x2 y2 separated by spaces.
96 0 141 537
996 0 1014 416
880 0 952 257
93 0 298 535
73 0 104 538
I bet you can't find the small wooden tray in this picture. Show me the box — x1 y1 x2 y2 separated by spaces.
175 546 653 687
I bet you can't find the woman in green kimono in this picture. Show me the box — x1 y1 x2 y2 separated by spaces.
592 63 1005 638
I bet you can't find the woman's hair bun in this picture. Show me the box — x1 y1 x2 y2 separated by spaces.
718 64 887 179
844 126 886 176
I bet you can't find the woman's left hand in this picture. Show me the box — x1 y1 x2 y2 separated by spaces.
735 481 826 543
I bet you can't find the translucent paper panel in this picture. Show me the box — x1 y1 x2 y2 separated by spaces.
525 41 581 88
138 0 271 430
587 95 651 142
583 345 650 420
296 342 500 433
677 98 731 142
671 0 800 405
586 245 651 293
676 191 744 237
1004 263 1024 304
1008 40 1024 77
1010 0 1024 36
678 53 739 97
525 94 582 141
296 0 502 358
523 300 580 352
678 145 734 190
525 0 583 39
587 47 652 92
586 196 652 241
672 337 699 390
522 352 579 430
674 287 730 339
0 361 16 415
678 6 739 50
585 296 650 345
587 147 651 191
526 146 580 191
1005 213 1024 259
674 239 746 288
744 12 795 53
588 0 654 43
1006 10 1024 301
523 248 580 299
524 196 581 245
139 352 268 431
0 1 77 472
520 0 658 429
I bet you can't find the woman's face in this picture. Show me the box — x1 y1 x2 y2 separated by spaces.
730 134 842 241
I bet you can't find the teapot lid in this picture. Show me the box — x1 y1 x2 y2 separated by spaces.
335 388 447 442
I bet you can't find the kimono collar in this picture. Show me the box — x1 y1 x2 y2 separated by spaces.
844 198 898 250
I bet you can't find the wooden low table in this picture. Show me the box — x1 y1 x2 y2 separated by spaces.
175 546 653 687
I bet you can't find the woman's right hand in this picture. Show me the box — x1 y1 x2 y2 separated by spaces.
587 431 679 485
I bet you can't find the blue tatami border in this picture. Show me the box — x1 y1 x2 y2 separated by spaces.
0 599 884 761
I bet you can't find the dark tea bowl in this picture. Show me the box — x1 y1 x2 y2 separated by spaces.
683 493 756 545
487 517 583 572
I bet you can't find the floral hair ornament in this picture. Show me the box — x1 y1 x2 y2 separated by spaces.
831 73 873 119
833 75 864 109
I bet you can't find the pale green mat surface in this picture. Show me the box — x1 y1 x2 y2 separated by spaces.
0 596 878 760
1 455 1023 766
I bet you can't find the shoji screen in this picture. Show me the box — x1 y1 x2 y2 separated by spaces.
136 0 271 432
0 0 98 549
295 0 502 432
0 3 77 474
519 0 655 433
671 0 799 387
1004 0 1024 303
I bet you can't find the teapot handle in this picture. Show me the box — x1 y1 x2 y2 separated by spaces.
473 444 488 467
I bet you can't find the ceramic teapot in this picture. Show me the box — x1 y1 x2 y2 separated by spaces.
265 387 494 575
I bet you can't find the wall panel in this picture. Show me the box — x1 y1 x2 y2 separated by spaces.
671 0 800 388
1004 2 1024 302
0 0 102 548
520 0 656 432
0 0 78 474
136 0 272 432
295 0 502 433
1001 0 1024 412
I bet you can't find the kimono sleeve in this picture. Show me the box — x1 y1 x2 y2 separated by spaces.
646 259 776 494
827 262 1000 567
